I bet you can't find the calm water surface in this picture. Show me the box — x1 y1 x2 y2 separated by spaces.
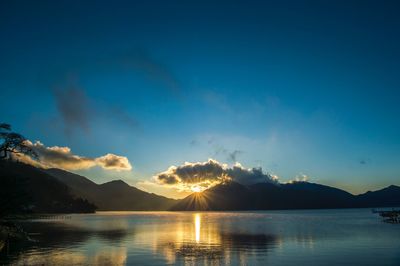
1 209 399 265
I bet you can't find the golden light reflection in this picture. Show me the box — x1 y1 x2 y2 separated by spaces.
194 213 201 243
15 247 127 266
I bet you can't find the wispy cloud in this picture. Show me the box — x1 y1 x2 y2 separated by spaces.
212 143 244 163
15 140 132 171
119 49 181 94
46 48 179 137
53 86 138 136
359 158 371 165
54 87 92 135
228 150 243 162
203 91 232 113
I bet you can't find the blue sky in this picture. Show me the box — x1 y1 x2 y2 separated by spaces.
1 0 399 198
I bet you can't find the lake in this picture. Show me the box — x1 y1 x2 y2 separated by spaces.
1 209 399 265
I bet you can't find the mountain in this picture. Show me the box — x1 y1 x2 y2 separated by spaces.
356 185 400 207
45 168 177 211
0 161 96 216
171 181 400 211
171 181 251 211
278 182 355 209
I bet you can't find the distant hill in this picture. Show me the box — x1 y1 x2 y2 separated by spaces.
171 181 400 211
45 168 177 211
0 161 96 216
356 185 400 207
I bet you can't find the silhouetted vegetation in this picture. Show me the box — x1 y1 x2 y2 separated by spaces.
0 123 37 160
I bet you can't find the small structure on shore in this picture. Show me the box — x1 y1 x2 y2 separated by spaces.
373 209 400 223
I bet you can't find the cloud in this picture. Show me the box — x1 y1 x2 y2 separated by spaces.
95 154 132 171
287 174 310 183
14 140 132 171
154 159 278 192
54 87 91 134
120 49 181 93
359 158 371 165
47 48 180 137
226 163 278 185
49 49 176 135
53 86 138 136
189 140 197 146
205 139 243 163
228 150 243 162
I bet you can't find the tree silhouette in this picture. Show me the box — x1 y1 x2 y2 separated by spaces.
0 123 37 160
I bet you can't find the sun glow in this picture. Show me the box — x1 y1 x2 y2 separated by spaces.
191 185 203 193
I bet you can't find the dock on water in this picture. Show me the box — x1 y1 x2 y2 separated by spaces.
373 209 400 223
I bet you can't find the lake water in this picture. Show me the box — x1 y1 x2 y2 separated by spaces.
1 209 399 265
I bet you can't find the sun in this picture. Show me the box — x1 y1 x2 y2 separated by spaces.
191 185 203 193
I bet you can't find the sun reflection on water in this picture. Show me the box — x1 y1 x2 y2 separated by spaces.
5 212 284 265
194 213 201 243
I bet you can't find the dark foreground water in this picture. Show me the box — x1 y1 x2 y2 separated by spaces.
1 209 399 265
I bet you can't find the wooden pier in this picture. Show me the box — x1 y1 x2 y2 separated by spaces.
373 209 400 223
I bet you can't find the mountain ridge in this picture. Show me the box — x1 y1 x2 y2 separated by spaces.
171 181 400 211
2 161 399 212
0 161 96 215
45 168 177 211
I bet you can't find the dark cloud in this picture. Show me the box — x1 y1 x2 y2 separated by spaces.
119 49 181 94
155 159 278 189
211 144 243 163
47 48 180 136
173 159 226 184
228 150 243 162
359 158 370 165
213 145 228 156
40 48 181 95
54 87 92 135
157 173 181 185
53 86 139 136
108 107 139 129
226 164 276 185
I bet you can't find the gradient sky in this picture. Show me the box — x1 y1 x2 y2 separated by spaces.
1 0 399 198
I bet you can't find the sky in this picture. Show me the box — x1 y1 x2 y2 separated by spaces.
1 0 399 198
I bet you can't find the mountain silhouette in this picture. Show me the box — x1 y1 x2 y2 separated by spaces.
1 161 399 213
0 161 96 215
45 168 177 211
355 185 400 207
171 181 400 211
